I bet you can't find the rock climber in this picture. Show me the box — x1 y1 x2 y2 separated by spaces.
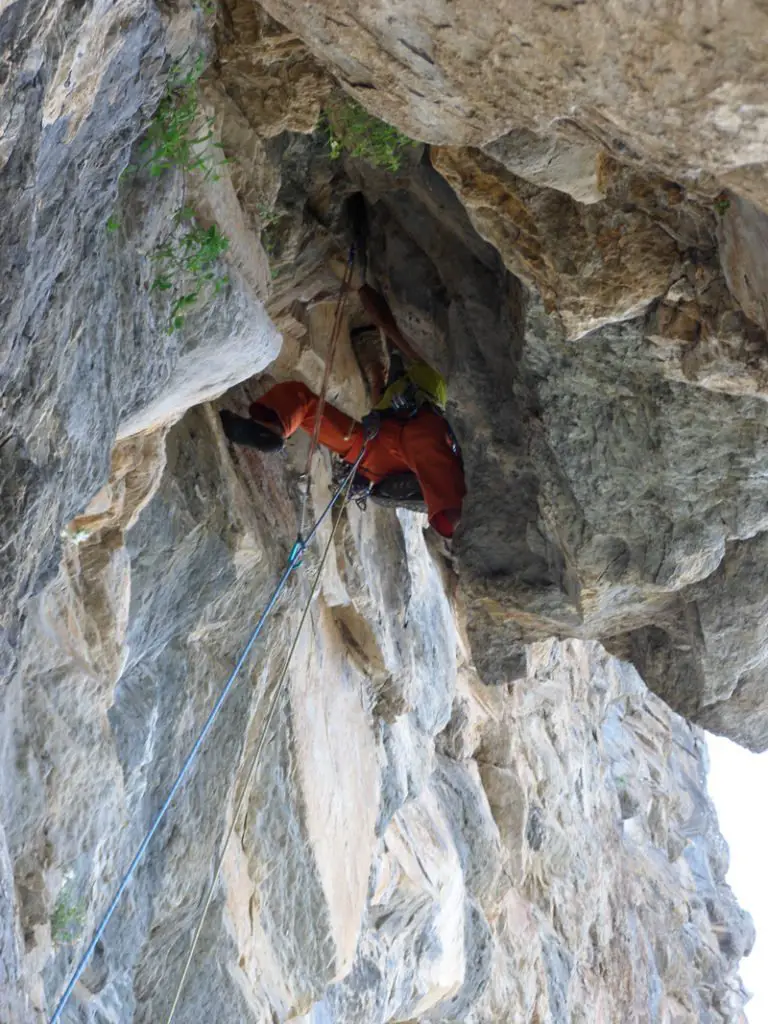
220 283 466 538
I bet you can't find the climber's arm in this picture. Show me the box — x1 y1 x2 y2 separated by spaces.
358 284 423 364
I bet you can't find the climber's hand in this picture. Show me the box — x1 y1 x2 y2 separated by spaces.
361 411 381 440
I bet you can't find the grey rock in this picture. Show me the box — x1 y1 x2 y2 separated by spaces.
0 2 759 1021
484 127 604 206
0 2 279 636
349 159 768 740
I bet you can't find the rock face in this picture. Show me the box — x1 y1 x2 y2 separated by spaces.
2 419 754 1020
0 0 764 1020
0 0 279 628
432 146 682 340
258 0 768 206
328 151 768 752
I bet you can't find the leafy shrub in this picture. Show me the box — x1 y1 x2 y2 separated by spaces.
324 98 415 172
152 207 229 330
119 54 233 331
126 54 225 181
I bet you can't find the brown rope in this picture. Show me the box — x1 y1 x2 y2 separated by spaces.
297 254 355 537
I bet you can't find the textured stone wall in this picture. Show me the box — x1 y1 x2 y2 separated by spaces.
0 0 764 1020
2 410 753 1021
257 0 768 207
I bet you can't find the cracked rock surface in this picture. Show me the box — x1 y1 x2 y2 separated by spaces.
0 0 764 1020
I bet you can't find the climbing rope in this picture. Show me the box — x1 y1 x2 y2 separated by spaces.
165 248 372 1016
165 458 359 1022
297 247 356 540
48 447 368 1024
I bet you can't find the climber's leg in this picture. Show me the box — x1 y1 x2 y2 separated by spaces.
399 409 466 537
250 381 365 460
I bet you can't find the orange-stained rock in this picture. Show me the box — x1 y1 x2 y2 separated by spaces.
433 146 681 338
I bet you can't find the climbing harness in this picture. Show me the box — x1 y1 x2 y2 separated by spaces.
48 443 368 1024
374 361 461 460
374 361 448 417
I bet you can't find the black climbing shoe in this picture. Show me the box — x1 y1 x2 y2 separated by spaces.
330 458 372 508
370 472 427 514
219 410 284 452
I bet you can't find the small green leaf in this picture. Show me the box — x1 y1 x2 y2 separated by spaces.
714 192 731 216
322 97 415 171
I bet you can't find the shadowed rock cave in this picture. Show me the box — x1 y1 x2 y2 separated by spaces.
1 0 765 1020
265 130 768 751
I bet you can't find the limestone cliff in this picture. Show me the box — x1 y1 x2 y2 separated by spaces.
0 1 762 1021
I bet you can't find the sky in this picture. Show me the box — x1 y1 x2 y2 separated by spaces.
706 734 768 1023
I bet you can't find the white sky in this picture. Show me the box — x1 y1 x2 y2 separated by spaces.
706 734 768 1023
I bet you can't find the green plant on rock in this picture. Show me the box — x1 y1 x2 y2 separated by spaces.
714 192 731 216
124 54 226 182
118 54 232 331
51 887 85 945
255 200 279 228
152 207 230 330
324 98 415 172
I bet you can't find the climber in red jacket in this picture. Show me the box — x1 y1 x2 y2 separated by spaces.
220 285 465 538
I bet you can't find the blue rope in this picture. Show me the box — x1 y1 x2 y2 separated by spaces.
49 449 367 1023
